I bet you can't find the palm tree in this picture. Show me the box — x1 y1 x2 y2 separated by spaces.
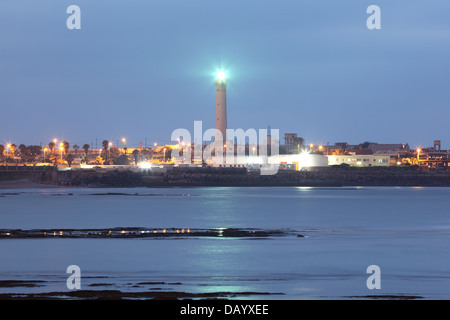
0 145 4 157
28 145 42 158
102 140 109 151
73 145 80 155
48 142 55 153
83 144 90 156
10 144 17 156
62 141 70 154
132 149 140 165
66 154 75 167
19 144 27 157
101 140 110 163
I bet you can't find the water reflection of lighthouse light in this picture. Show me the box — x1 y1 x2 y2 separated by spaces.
216 228 226 237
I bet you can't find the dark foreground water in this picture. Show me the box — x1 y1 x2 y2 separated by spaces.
0 186 449 299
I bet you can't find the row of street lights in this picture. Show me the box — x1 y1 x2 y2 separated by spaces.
4 138 177 164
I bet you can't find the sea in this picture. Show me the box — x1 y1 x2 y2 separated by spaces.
0 186 449 300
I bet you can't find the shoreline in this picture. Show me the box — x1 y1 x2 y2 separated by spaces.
0 179 62 189
1 181 450 189
2 166 450 188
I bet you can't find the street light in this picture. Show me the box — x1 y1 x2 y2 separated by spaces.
44 147 47 163
6 144 11 157
417 148 422 164
122 138 127 153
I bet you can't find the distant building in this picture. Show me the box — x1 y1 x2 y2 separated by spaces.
269 154 328 170
284 133 304 153
211 153 328 171
327 155 391 167
366 143 410 154
417 140 450 170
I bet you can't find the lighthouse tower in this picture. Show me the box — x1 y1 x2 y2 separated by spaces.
215 71 227 143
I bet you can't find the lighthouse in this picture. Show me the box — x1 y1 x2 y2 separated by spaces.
215 71 227 143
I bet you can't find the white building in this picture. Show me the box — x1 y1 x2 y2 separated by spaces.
327 154 391 167
210 153 328 171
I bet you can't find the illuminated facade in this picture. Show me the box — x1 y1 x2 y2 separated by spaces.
327 155 391 167
417 141 450 170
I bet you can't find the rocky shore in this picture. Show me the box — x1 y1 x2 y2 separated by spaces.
0 287 280 300
1 166 450 188
0 227 298 239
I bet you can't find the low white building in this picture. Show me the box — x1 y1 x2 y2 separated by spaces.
269 153 328 170
210 153 329 171
327 154 391 167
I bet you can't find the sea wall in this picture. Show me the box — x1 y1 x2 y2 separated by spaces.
56 166 450 187
2 166 450 187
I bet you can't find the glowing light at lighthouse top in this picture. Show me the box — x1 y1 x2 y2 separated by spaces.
217 71 226 81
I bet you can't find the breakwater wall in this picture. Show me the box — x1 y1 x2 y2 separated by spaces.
3 166 446 187
0 169 56 184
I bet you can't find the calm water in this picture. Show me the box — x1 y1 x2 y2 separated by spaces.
1 186 450 299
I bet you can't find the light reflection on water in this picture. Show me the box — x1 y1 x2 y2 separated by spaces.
0 186 450 299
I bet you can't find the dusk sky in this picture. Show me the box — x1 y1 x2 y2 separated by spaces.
1 0 449 149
